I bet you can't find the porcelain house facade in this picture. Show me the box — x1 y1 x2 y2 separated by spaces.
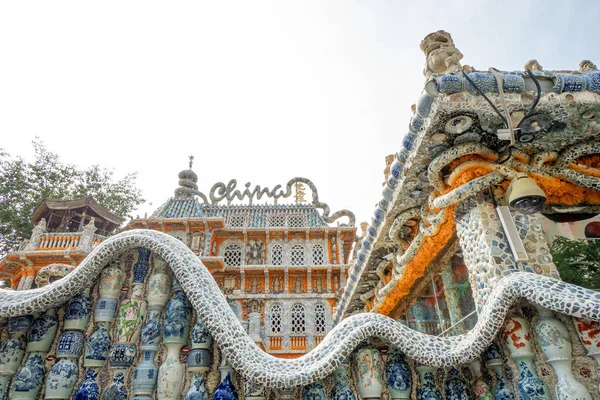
2 30 600 399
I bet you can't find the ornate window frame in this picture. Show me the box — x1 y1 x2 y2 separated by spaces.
220 239 245 267
268 240 284 266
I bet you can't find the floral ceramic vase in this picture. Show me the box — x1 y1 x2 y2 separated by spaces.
45 358 78 399
482 344 515 400
534 307 591 400
95 263 125 322
502 316 550 400
213 361 238 400
115 285 147 344
64 289 92 331
147 255 171 309
354 346 384 399
84 323 111 367
469 360 493 400
157 342 185 399
443 367 471 400
27 309 58 352
302 382 326 400
574 317 600 390
11 352 46 399
385 348 412 399
73 369 100 400
332 363 356 400
133 248 151 284
416 365 442 400
101 371 127 400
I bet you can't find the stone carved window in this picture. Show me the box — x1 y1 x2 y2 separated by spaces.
268 214 285 227
271 243 283 265
288 214 305 227
228 213 247 228
291 304 306 334
223 244 243 267
270 304 282 334
312 244 325 265
314 304 326 334
290 244 306 266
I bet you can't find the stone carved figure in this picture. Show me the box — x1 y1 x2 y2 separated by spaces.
77 218 97 253
245 239 264 265
524 59 544 73
35 264 75 288
420 30 463 78
24 219 46 251
189 231 206 255
580 60 598 72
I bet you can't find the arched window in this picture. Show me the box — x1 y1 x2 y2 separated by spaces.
290 244 305 266
314 304 326 333
291 304 306 334
312 244 325 265
270 304 282 334
271 243 283 265
223 244 242 267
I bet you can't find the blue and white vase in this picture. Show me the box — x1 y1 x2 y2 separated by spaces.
84 323 111 368
185 346 212 400
45 358 79 399
184 372 209 400
443 367 470 400
73 369 100 400
101 371 127 400
109 343 137 368
56 331 85 358
302 382 326 400
163 279 192 345
213 362 238 400
27 309 58 352
191 319 212 350
133 248 151 284
332 363 356 400
64 289 92 331
386 349 412 399
11 352 46 399
416 365 442 400
8 316 32 335
95 263 125 323
0 334 27 376
482 344 515 400
133 351 159 397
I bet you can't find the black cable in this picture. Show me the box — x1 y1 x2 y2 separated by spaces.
462 70 508 128
521 69 542 122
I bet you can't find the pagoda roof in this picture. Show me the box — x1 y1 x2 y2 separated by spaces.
31 196 125 228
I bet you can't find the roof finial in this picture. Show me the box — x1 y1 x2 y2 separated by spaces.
189 155 195 169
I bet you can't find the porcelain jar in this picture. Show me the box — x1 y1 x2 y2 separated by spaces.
302 382 326 400
163 280 192 345
109 343 137 368
469 360 493 400
115 284 147 344
443 367 471 400
11 352 46 399
101 371 127 400
98 263 125 300
184 372 209 400
133 247 151 284
84 323 111 368
73 369 100 400
244 378 266 400
574 317 600 389
191 319 212 349
332 363 355 400
354 346 384 399
133 351 159 396
27 309 58 352
56 331 85 358
385 348 412 399
213 362 238 400
64 289 92 331
482 344 515 400
416 365 442 400
45 358 79 399
0 334 27 375
157 342 186 400
147 255 171 309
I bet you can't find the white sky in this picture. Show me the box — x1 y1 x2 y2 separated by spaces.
1 1 599 225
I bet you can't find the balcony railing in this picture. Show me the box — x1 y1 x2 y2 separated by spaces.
269 336 283 350
290 336 307 350
35 232 105 252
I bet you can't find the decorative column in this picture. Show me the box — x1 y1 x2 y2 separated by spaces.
0 316 32 399
574 317 600 391
248 312 262 344
184 319 212 400
107 248 149 398
385 348 412 399
133 254 171 399
354 345 383 399
534 306 591 399
332 362 356 400
45 288 91 399
12 309 58 399
482 344 515 400
157 278 192 399
440 262 463 334
469 360 493 400
415 365 442 400
502 314 550 400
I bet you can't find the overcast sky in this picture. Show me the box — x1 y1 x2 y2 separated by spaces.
1 1 599 226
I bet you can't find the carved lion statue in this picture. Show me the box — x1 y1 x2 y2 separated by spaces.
420 30 463 78
35 263 75 288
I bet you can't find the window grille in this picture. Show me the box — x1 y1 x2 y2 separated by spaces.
268 214 285 227
228 214 247 228
288 214 305 227
290 244 305 266
312 244 325 265
223 244 242 267
271 244 283 265
291 304 306 334
270 304 282 334
314 304 326 333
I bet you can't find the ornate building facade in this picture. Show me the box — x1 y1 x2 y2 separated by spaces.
1 30 600 400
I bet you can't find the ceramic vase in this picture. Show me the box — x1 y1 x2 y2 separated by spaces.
574 317 600 391
302 382 326 400
84 323 111 367
133 351 159 397
95 263 125 322
11 352 46 399
115 284 147 344
469 360 493 400
482 344 515 400
385 348 412 399
147 256 171 309
163 279 192 344
45 359 78 399
416 365 442 400
443 366 471 400
64 289 92 331
213 361 238 400
191 319 212 350
73 369 100 400
185 372 209 400
332 363 356 400
503 316 550 400
185 345 212 400
101 371 127 400
133 248 151 284
0 334 27 376
157 342 185 400
535 307 591 400
27 309 58 352
243 378 266 400
354 346 383 399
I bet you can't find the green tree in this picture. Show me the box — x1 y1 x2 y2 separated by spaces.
550 236 600 290
0 139 145 256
